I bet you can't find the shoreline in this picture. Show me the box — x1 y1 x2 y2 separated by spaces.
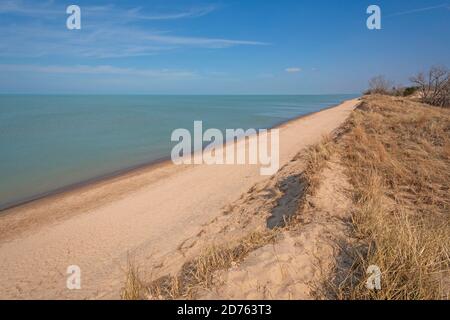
0 98 361 299
0 98 358 214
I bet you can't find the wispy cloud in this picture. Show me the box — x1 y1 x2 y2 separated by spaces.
0 24 267 58
0 0 59 16
0 1 267 58
0 64 198 79
125 6 216 20
0 0 216 21
386 3 450 17
285 67 301 73
143 34 268 48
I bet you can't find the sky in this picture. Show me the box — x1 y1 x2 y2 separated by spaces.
0 0 449 94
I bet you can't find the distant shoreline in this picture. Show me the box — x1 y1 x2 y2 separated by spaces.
0 97 357 213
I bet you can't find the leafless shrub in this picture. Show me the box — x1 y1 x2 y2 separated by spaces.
410 66 450 107
367 75 394 95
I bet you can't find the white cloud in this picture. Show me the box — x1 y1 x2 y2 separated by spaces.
126 6 216 20
387 3 450 17
143 34 269 48
0 1 216 21
0 24 268 58
285 67 301 73
0 2 268 58
0 64 198 79
0 0 58 15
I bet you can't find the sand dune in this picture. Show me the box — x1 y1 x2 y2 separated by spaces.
0 99 359 299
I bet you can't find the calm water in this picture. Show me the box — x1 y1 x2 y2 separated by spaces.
0 94 356 209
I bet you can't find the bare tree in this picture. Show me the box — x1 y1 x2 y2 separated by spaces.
410 66 450 107
367 75 393 95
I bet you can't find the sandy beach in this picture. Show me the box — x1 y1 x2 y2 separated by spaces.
0 98 360 299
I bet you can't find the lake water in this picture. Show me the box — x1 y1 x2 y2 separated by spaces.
0 94 356 209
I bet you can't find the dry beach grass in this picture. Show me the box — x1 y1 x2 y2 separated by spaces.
329 95 450 299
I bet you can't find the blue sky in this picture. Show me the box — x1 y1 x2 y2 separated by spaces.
0 0 449 94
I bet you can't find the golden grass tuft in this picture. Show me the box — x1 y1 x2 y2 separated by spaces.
121 231 278 300
302 134 335 196
120 258 146 300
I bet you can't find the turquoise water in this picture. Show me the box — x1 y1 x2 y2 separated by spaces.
0 94 356 209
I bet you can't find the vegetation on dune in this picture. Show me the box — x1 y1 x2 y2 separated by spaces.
121 231 278 300
332 95 450 299
410 66 450 107
366 66 450 108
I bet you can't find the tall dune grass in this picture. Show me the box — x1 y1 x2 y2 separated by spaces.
335 95 450 299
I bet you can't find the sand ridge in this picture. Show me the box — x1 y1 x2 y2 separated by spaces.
197 160 354 299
